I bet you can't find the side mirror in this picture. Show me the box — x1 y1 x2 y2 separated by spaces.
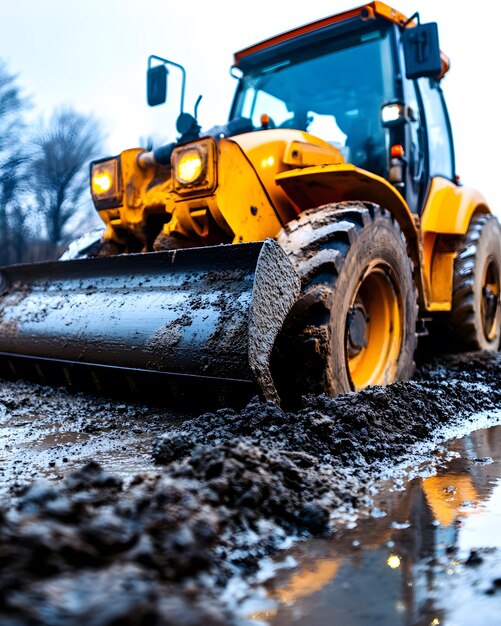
147 65 168 107
402 23 442 80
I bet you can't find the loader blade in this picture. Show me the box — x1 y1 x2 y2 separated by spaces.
0 241 300 407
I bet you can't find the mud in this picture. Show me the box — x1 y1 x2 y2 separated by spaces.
155 352 501 468
0 382 176 498
0 352 500 624
0 463 236 625
247 240 300 402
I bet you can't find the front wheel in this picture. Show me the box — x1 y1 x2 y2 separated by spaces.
273 202 418 402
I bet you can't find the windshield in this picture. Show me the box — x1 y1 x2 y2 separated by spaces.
232 26 396 177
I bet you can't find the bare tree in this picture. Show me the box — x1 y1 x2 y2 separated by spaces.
0 69 105 264
31 108 103 252
0 61 29 265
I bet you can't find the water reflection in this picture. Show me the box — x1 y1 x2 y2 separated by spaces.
262 424 501 625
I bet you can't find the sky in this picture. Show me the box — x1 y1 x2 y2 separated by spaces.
1 0 499 215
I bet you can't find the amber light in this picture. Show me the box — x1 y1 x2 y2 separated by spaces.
391 144 405 158
176 150 204 184
172 139 217 196
260 113 270 127
90 157 122 210
92 171 113 194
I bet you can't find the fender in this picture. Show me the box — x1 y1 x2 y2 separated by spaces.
275 163 427 303
420 177 490 311
421 177 490 235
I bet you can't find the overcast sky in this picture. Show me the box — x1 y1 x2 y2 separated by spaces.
1 0 499 215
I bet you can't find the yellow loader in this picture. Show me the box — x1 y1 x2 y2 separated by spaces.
0 2 499 406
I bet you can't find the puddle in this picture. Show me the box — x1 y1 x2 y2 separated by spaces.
18 430 91 449
0 401 163 503
253 423 501 625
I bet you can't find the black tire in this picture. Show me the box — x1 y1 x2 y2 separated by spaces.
446 213 501 350
273 202 418 402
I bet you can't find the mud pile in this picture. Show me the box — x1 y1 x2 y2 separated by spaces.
0 352 500 625
0 462 236 625
155 355 501 468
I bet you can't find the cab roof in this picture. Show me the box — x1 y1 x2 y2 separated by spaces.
234 2 410 66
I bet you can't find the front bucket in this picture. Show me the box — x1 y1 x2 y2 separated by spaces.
0 241 300 407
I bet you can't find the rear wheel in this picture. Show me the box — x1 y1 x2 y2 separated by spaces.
274 202 418 401
446 213 501 350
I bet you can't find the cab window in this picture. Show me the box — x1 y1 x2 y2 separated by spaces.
233 25 396 177
417 78 454 180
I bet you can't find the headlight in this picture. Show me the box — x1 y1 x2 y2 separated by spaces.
90 157 122 209
172 138 217 195
92 171 113 193
381 102 405 128
176 150 204 184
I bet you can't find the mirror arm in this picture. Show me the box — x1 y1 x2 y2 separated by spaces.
194 95 202 120
148 55 187 114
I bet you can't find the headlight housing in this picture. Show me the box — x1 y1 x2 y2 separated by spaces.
172 138 217 195
90 157 122 209
381 102 406 128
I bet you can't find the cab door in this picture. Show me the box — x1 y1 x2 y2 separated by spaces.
415 75 456 210
395 21 455 214
401 76 426 213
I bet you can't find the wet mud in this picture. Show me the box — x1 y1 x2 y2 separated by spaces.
0 352 500 624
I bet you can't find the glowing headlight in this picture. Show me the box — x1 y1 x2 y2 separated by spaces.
90 157 122 210
171 138 217 195
176 150 204 184
381 102 405 127
387 555 401 569
92 171 113 194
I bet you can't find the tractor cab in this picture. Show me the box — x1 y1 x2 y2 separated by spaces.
231 1 453 214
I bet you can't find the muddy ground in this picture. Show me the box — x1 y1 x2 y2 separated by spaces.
0 352 500 624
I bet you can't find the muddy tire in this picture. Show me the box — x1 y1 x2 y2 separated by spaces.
273 202 418 402
446 213 501 350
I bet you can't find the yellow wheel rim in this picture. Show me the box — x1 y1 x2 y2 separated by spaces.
346 261 403 389
481 257 500 342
